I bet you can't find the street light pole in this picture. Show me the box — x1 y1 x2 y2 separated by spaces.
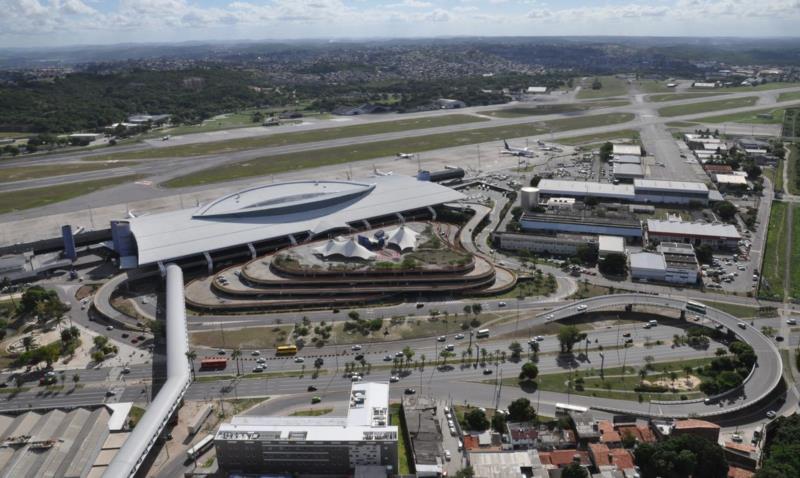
599 352 605 380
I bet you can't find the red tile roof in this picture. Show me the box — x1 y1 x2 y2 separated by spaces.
617 425 657 444
598 420 621 443
609 449 635 470
727 466 755 478
589 443 611 466
724 442 756 454
463 435 479 450
539 449 591 467
675 419 720 430
704 164 734 174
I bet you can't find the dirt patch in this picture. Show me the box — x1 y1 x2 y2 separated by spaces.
75 285 98 301
190 325 294 350
645 375 701 391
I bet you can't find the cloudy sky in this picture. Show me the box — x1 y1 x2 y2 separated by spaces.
2 0 799 48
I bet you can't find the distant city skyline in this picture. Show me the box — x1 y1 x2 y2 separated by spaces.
1 0 799 48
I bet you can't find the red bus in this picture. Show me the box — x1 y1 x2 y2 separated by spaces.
199 357 227 371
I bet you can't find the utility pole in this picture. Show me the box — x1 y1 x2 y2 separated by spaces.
477 145 481 173
599 352 605 380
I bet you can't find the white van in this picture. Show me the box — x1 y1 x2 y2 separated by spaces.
648 320 658 326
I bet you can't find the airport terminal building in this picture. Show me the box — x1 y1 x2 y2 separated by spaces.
110 176 464 270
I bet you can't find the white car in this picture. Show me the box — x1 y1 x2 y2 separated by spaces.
444 450 451 461
251 350 261 356
294 357 305 363
389 376 400 382
455 334 465 340
545 314 554 320
787 318 797 325
351 345 362 351
437 336 446 342
576 305 588 311
535 335 544 341
351 375 362 382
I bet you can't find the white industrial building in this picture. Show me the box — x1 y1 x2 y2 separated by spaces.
630 242 699 284
496 232 598 256
646 219 741 250
612 144 642 157
535 179 711 205
714 174 748 188
598 235 626 258
612 154 642 164
526 86 549 94
215 382 398 476
613 163 645 180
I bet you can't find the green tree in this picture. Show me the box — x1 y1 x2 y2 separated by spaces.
599 141 613 162
713 201 737 222
622 430 637 448
508 342 522 361
519 362 539 381
562 462 588 478
576 244 598 265
72 373 80 387
232 348 242 376
22 335 35 352
635 434 728 478
507 398 536 422
491 411 507 433
465 408 489 431
557 325 586 353
185 350 197 378
695 244 714 265
599 252 628 276
454 467 475 478
403 346 415 367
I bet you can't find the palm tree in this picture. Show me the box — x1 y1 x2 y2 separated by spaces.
231 348 242 376
185 350 197 379
72 374 80 388
22 335 34 352
638 368 648 383
420 354 426 370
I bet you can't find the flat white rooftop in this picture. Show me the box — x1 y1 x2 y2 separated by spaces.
647 219 741 239
612 144 642 156
536 179 635 198
126 176 464 266
633 179 709 194
598 235 626 254
216 382 396 443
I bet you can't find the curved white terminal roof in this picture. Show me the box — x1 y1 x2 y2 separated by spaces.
314 238 376 260
386 225 419 252
126 176 464 266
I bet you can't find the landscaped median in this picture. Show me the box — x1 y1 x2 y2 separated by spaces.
162 112 635 188
657 96 759 117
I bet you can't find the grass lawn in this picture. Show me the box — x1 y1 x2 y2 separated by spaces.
788 146 798 196
569 283 631 300
576 76 629 99
778 91 800 102
633 80 674 94
555 129 640 146
290 407 333 416
503 357 716 402
701 301 759 318
665 121 699 128
164 113 635 188
762 161 783 193
647 92 727 103
495 278 557 299
790 205 800 300
690 83 800 93
0 132 28 139
693 107 786 125
0 175 143 214
481 100 628 118
128 405 146 428
657 96 759 117
390 404 412 475
189 325 294 349
91 114 488 161
760 202 789 301
329 312 506 344
227 397 268 415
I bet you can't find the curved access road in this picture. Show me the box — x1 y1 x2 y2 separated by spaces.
541 294 782 418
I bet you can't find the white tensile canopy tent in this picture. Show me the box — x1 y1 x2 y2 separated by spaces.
386 225 419 252
313 238 376 260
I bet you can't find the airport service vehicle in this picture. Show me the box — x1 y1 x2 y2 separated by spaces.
476 329 490 338
186 434 214 461
276 345 298 356
686 301 707 315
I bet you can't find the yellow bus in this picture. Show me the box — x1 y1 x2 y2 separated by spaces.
276 345 298 356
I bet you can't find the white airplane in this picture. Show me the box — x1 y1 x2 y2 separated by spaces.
372 165 393 176
536 140 562 152
501 140 534 157
396 152 415 159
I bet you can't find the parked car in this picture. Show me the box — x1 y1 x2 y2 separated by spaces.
404 388 416 394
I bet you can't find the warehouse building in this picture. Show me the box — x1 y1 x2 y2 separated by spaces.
520 212 643 240
613 162 645 180
646 219 741 250
612 154 642 164
598 235 626 258
633 179 710 205
495 232 598 256
535 179 712 205
612 144 642 157
215 382 397 476
631 244 704 285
